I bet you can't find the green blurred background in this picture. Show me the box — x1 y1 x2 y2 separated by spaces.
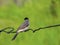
0 0 60 45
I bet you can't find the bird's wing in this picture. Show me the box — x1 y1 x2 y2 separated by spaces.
17 21 29 30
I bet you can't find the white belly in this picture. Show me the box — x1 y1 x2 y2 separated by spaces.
17 27 28 33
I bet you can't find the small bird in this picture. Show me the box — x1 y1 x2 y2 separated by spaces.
12 17 29 40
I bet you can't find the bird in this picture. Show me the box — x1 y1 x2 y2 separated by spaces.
12 17 29 40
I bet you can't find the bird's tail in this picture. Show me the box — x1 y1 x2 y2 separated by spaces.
12 33 18 40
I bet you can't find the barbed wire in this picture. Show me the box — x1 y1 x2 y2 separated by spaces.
33 24 60 33
0 24 60 34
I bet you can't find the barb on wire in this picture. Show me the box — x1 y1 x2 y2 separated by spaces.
0 27 15 34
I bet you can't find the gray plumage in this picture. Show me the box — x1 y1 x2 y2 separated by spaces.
17 20 29 31
12 17 29 40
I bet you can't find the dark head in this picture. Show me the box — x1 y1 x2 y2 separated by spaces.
24 17 29 20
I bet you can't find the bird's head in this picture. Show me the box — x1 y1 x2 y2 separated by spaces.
24 17 29 20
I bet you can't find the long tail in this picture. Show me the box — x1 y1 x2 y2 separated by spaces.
12 33 18 40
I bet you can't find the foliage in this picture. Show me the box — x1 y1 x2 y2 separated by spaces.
0 0 60 45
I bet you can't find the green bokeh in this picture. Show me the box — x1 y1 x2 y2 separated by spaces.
0 0 60 45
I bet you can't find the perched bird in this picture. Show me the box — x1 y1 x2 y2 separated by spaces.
12 17 29 40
